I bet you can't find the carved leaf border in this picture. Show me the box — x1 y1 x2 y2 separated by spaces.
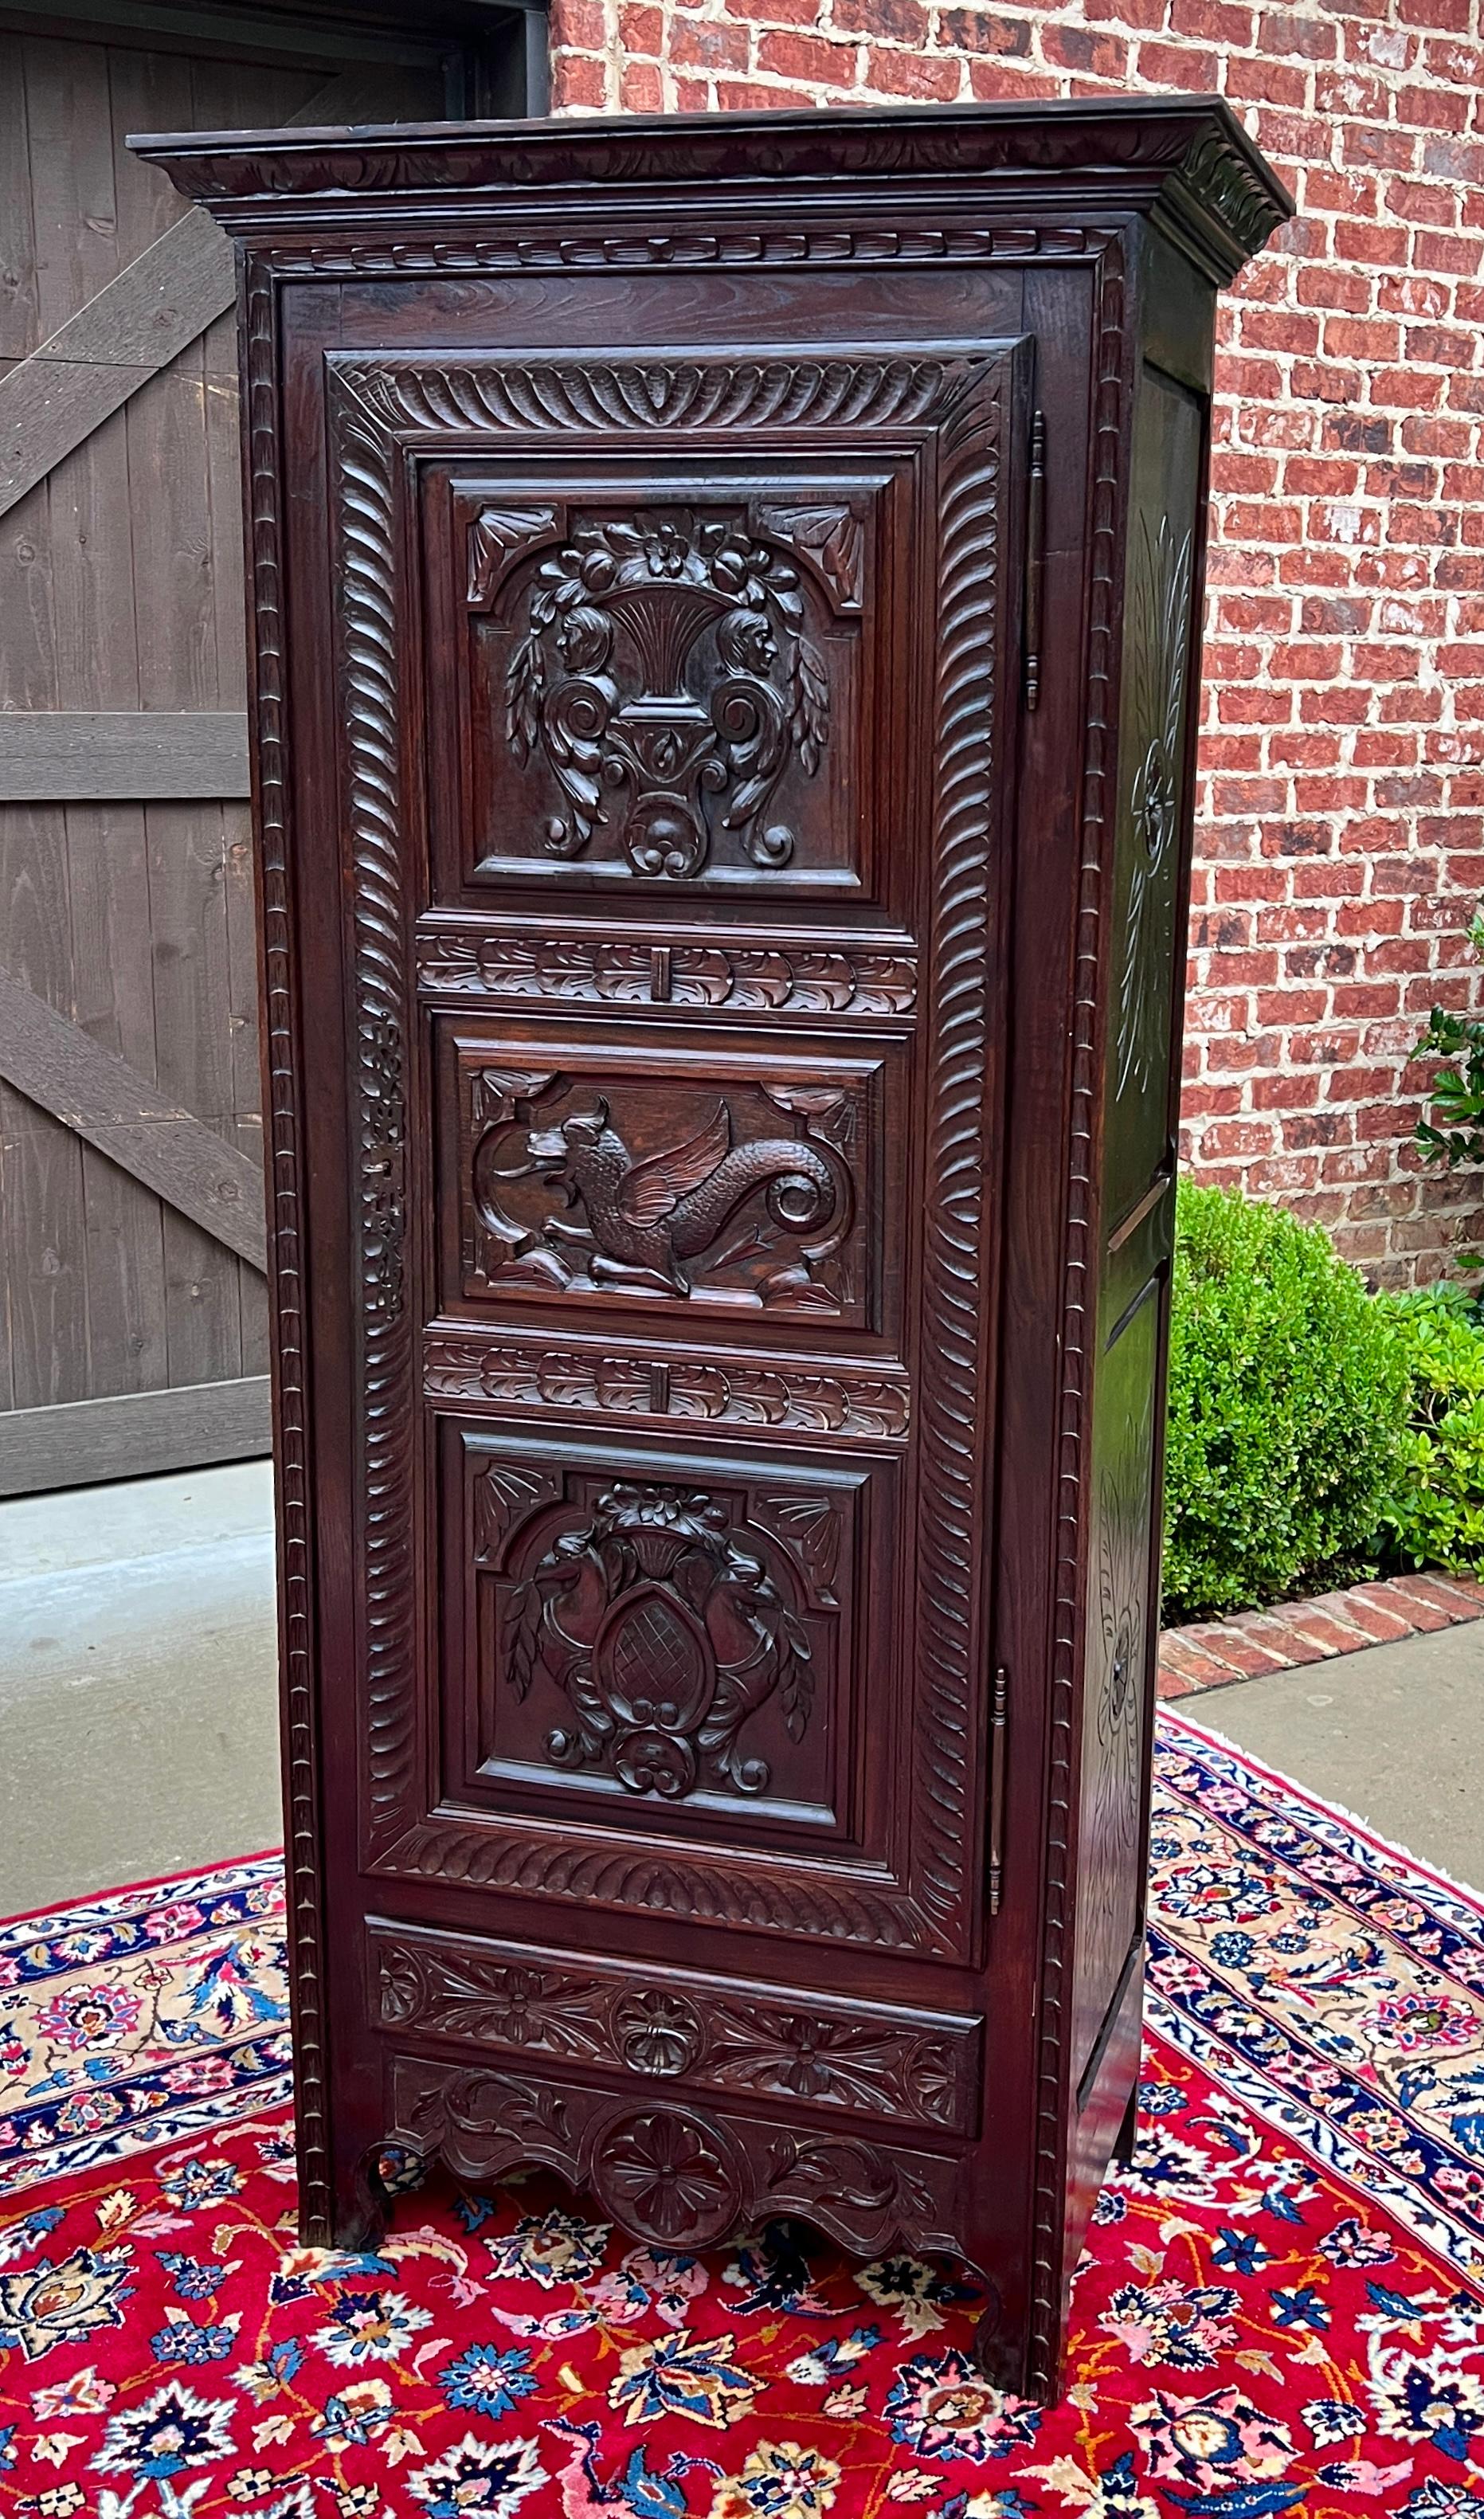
327 345 1004 1958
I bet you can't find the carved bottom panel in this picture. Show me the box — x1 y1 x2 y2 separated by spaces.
384 2051 965 2260
369 1916 982 2134
438 1423 888 1846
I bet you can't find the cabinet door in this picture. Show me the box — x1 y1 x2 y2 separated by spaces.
328 342 1026 1970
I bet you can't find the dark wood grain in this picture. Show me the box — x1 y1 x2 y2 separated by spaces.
136 98 1286 2406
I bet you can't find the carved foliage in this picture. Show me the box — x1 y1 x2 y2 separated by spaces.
464 1065 861 1317
424 1334 910 1439
505 1479 816 1803
371 1927 978 2133
387 2056 962 2259
416 929 917 1016
490 507 831 878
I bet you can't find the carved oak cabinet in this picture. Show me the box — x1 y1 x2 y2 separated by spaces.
137 100 1288 2398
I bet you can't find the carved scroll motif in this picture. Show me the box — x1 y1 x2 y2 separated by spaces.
484 507 832 878
506 1480 816 1802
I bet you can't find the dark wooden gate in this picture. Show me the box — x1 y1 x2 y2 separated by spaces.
0 0 547 1495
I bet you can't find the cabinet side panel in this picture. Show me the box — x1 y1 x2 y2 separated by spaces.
1070 362 1204 2104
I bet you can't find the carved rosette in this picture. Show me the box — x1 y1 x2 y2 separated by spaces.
385 2056 964 2261
593 2109 742 2245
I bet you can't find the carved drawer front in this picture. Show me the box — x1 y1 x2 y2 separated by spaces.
437 1014 894 1333
370 1918 981 2138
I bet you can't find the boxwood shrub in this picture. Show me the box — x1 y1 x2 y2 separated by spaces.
1162 1181 1411 1622
1376 1283 1484 1577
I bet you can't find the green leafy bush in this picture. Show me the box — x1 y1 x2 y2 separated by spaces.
1412 899 1484 1173
1376 1283 1484 1577
1162 1182 1411 1621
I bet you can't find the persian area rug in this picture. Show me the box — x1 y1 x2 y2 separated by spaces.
1 1714 1482 2519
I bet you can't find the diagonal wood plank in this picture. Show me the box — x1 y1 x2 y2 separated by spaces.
0 68 418 519
0 964 267 1269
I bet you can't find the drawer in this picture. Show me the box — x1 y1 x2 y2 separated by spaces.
367 1917 981 2139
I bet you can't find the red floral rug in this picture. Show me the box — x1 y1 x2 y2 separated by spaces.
2 1712 1482 2519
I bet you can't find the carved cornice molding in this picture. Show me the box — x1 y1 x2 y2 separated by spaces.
133 100 1290 287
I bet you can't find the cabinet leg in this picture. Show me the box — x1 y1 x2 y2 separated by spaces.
327 2145 393 2252
1111 2080 1139 2169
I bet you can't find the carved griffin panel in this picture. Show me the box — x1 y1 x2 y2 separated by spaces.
457 1056 869 1321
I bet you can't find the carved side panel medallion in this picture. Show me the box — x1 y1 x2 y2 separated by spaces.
1114 511 1194 1107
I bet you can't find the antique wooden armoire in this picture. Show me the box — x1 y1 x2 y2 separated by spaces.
135 100 1289 2398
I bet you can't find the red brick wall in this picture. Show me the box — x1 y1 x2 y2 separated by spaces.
550 0 1484 1284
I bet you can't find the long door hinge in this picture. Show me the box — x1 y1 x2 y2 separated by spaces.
1024 409 1046 711
988 1664 1009 1915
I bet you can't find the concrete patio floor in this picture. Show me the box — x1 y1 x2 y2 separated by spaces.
0 1462 1480 1914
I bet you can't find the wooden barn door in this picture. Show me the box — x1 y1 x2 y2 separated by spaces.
0 4 546 1495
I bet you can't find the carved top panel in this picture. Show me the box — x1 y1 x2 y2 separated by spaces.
135 100 1291 284
455 493 873 895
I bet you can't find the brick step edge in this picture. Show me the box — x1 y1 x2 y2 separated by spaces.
1157 1571 1484 1699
